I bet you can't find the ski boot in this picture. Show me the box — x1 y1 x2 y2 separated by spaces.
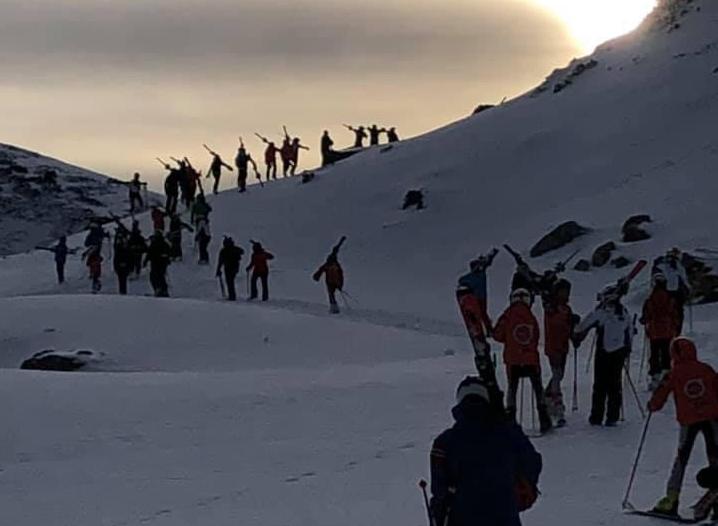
538 405 553 434
652 491 679 516
329 303 340 314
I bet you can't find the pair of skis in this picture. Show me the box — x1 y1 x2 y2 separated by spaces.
625 489 718 523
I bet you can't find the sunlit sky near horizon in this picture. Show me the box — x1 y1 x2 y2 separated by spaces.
0 0 656 190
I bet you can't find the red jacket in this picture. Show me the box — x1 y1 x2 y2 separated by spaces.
649 338 718 425
314 262 344 290
151 209 166 231
544 303 573 358
264 144 278 164
494 303 540 367
642 288 680 341
248 250 274 276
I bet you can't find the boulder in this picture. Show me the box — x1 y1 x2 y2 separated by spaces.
683 253 718 305
574 259 591 272
20 349 101 371
592 241 616 267
622 214 652 242
529 221 591 258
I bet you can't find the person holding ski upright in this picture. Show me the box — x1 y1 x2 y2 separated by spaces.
543 278 579 427
344 125 368 148
320 130 334 166
247 241 274 301
429 376 543 526
313 236 346 313
204 145 233 195
641 272 681 389
280 134 294 178
126 172 147 214
493 288 553 434
654 248 691 331
167 215 193 261
648 337 718 520
503 244 570 306
574 283 633 426
128 221 147 278
457 248 499 336
163 163 180 215
144 232 172 297
36 236 74 284
256 133 279 181
235 142 258 193
216 237 245 301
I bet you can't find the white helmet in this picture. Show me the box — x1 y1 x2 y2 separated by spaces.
510 288 532 305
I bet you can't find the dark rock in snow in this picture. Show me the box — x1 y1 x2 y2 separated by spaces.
574 259 591 272
611 256 632 269
473 104 495 115
402 190 425 210
529 221 591 258
592 242 616 267
622 214 652 242
683 253 718 305
20 349 99 371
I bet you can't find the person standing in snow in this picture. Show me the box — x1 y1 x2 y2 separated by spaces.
430 376 543 526
648 337 718 518
256 134 279 181
543 279 579 427
280 135 294 178
167 215 193 261
457 248 499 336
367 124 385 146
144 232 172 297
385 127 400 143
128 222 147 278
493 288 553 433
344 125 368 148
163 165 181 215
654 248 691 331
320 130 334 167
574 284 633 426
216 237 244 301
126 172 147 214
235 144 258 193
246 241 274 301
641 273 681 389
151 206 167 233
289 137 309 176
191 193 213 265
113 229 133 295
83 245 103 294
207 150 233 195
84 221 108 252
36 236 74 284
313 237 346 313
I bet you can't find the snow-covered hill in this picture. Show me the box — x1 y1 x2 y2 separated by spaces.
0 143 159 255
2 1 718 525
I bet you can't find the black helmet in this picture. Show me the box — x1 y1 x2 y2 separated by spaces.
456 376 490 405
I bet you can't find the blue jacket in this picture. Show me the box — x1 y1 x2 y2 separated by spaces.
458 270 488 302
430 401 542 526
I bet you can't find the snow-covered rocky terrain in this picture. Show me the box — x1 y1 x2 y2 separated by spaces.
1 1 718 525
0 143 159 255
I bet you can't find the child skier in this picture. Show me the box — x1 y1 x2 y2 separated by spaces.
574 284 633 426
37 236 73 284
649 337 718 519
543 279 578 427
84 245 103 294
246 241 274 301
641 273 680 389
313 237 346 314
494 288 553 433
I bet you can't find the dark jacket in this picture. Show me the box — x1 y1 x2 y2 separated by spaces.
430 401 542 526
217 246 245 277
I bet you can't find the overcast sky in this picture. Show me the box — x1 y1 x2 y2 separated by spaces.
0 0 647 189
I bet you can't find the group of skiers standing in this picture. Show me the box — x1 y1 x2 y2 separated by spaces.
343 124 399 148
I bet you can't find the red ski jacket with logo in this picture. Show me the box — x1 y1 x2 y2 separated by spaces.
649 338 718 425
494 303 540 367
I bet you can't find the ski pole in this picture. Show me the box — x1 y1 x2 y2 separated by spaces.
530 382 536 432
622 412 653 509
638 332 648 383
519 378 525 428
585 333 597 375
624 362 646 419
572 346 579 412
689 300 694 334
418 480 435 526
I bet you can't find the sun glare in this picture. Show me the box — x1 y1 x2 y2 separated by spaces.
534 0 657 53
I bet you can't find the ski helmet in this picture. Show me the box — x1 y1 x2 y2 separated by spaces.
456 376 490 405
653 272 667 286
510 288 531 305
597 284 620 304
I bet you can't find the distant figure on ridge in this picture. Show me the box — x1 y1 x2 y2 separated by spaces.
344 125 367 148
205 145 233 195
320 130 334 167
247 241 274 301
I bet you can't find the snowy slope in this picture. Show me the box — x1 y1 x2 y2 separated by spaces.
0 143 160 255
2 2 718 525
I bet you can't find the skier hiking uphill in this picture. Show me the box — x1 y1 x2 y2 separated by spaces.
313 236 346 313
457 248 499 337
113 229 133 295
246 241 274 301
151 206 167 233
167 215 193 261
289 137 309 177
493 288 553 434
574 283 633 426
128 222 147 278
126 172 147 214
162 163 181 215
83 245 103 294
144 232 172 297
367 124 385 146
216 237 245 301
192 193 213 265
641 272 681 389
36 236 75 284
344 124 368 148
543 278 579 427
234 143 258 193
654 248 691 331
204 145 233 195
430 376 543 526
256 133 279 181
649 337 718 520
320 130 334 166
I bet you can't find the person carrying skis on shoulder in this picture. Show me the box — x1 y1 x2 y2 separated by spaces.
256 134 279 181
235 144 258 193
320 130 334 166
163 165 180 215
493 288 553 433
113 229 133 295
246 241 274 301
430 376 543 526
83 245 103 294
128 221 147 278
543 278 579 427
313 237 346 314
641 272 681 390
36 236 75 284
574 283 633 426
216 237 244 301
654 248 691 332
280 135 294 178
144 232 172 297
206 148 233 195
344 125 367 148
167 215 193 261
648 337 718 519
